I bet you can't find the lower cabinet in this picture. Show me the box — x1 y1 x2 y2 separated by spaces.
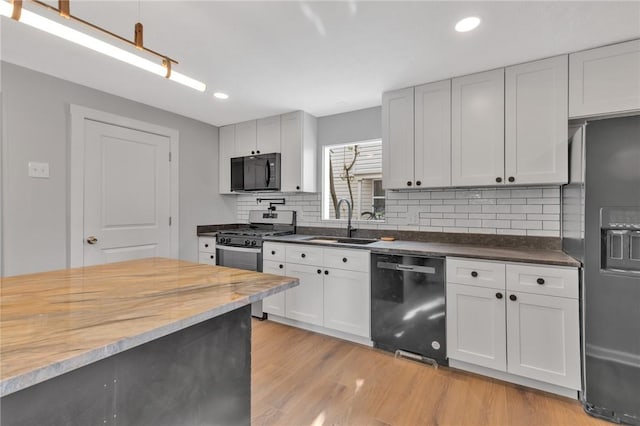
197 237 216 265
446 257 581 392
262 242 371 340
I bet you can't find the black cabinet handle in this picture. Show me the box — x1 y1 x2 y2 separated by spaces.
509 294 517 301
317 269 321 274
537 278 545 285
342 257 348 263
324 270 329 275
296 185 300 190
416 181 422 186
471 271 478 278
257 150 261 154
271 250 276 255
407 181 412 186
508 176 515 183
279 264 284 269
301 253 306 258
251 151 255 155
496 292 503 299
210 255 214 259
204 244 209 248
496 177 503 183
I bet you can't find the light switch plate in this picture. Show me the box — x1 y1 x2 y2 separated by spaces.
28 161 50 178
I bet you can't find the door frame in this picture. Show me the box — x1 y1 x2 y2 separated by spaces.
69 105 179 267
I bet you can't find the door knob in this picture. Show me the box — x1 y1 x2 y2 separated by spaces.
86 236 98 245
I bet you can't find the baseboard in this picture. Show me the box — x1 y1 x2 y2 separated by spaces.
449 359 580 400
266 314 374 347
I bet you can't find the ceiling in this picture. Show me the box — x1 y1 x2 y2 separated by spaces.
2 1 639 127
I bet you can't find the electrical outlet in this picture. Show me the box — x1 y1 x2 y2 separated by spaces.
407 206 420 225
28 162 50 179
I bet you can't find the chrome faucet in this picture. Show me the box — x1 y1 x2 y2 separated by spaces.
336 198 356 238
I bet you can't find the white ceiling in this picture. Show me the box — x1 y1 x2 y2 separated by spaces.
2 1 640 126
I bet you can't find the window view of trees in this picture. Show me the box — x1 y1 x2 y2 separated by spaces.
324 140 385 221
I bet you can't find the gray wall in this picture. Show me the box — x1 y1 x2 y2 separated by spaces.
1 62 236 276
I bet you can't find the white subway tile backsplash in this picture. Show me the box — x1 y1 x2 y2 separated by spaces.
234 185 561 237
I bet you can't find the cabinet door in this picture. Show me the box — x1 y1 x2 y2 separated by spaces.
257 116 281 154
506 292 580 389
219 125 235 194
262 260 286 316
285 263 324 326
569 39 640 118
234 120 257 156
446 283 507 371
414 80 452 188
280 111 303 192
198 252 216 265
323 269 370 337
382 87 415 189
452 69 505 187
505 56 568 185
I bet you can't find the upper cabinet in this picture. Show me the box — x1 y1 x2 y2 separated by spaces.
452 69 505 187
219 125 235 195
382 82 451 190
505 55 568 185
569 39 640 118
415 80 452 188
257 116 281 154
281 111 317 193
382 87 415 189
234 120 257 157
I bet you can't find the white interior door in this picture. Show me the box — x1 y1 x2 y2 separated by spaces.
83 119 171 266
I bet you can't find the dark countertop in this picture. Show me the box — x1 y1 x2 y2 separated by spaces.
263 234 580 267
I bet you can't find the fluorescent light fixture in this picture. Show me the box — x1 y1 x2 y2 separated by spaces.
213 92 229 100
0 1 206 92
455 16 481 33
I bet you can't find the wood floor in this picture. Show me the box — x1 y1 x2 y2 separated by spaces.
252 319 607 426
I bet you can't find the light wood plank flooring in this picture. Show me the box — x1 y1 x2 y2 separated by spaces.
252 319 606 426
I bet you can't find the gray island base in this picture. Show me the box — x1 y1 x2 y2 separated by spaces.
1 305 251 426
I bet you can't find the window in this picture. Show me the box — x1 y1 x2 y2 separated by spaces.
322 140 385 221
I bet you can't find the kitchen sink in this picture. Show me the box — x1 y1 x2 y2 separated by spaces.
303 236 377 245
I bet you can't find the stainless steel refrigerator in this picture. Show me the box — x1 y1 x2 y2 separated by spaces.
562 115 640 424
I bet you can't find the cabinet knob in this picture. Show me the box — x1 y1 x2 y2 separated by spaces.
509 294 517 301
251 151 255 155
496 292 503 299
271 250 276 255
508 176 515 183
407 181 412 187
257 150 261 154
537 278 545 285
342 257 348 263
471 271 478 278
296 186 300 190
324 270 329 275
416 181 422 186
210 255 214 259
204 243 209 248
496 177 503 183
301 253 306 258
317 269 322 274
279 264 284 269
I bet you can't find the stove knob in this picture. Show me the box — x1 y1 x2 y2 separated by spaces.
251 241 257 246
244 240 250 246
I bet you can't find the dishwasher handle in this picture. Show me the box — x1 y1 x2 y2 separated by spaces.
376 261 436 275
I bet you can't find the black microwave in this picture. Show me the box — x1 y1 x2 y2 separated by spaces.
231 153 281 192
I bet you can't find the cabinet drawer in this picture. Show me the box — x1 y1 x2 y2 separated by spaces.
198 237 216 253
263 242 286 262
286 244 323 266
198 252 216 265
506 263 578 299
263 260 286 274
323 248 370 272
446 258 506 289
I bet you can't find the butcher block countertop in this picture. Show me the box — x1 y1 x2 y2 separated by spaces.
0 258 298 397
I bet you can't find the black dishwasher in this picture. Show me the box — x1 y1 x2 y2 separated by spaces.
371 253 447 365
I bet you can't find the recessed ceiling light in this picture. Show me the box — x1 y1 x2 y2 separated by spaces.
213 92 229 100
455 16 481 33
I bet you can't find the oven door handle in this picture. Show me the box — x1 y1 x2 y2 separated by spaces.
217 245 262 254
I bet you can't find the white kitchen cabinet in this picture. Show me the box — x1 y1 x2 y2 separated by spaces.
280 111 317 193
285 263 324 326
569 39 640 118
234 120 258 157
506 291 581 389
218 125 235 194
446 283 507 371
323 268 370 338
257 116 281 154
382 87 415 189
505 55 568 185
262 260 286 316
452 69 505 187
197 237 216 265
414 80 452 188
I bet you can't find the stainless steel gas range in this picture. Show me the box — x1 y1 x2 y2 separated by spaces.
216 210 296 318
